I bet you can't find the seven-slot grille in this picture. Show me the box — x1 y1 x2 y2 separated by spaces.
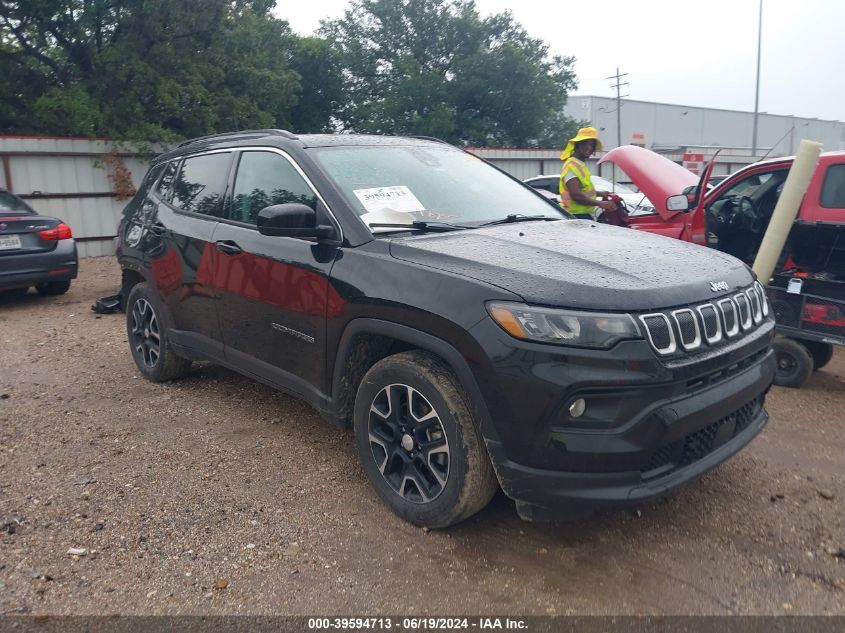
639 282 769 356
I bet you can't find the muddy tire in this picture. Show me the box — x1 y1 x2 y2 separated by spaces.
125 282 191 382
35 280 70 296
772 337 813 388
803 340 835 371
353 350 498 528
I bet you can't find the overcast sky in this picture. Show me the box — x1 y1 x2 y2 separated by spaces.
273 0 843 122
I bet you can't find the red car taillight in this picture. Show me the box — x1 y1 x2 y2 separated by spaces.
39 223 73 240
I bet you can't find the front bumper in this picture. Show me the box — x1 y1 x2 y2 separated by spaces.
468 315 776 517
0 240 78 290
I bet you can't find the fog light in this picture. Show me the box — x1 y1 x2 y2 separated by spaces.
568 398 586 418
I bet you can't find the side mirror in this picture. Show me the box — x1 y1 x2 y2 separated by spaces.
666 194 690 212
256 203 335 240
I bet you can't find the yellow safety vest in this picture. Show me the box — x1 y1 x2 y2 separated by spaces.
559 157 596 216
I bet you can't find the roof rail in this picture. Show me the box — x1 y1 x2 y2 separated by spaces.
408 135 451 145
177 129 298 148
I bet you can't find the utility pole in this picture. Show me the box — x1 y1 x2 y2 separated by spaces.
752 0 763 156
606 68 629 148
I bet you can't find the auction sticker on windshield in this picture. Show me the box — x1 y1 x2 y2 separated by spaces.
353 186 426 213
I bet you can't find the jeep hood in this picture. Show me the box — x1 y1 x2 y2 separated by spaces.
598 145 699 219
389 221 752 311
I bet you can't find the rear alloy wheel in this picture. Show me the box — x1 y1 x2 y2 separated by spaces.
354 350 498 528
126 283 191 382
130 297 161 369
772 337 813 388
35 280 70 296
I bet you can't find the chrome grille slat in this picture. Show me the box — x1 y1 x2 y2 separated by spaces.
718 298 740 337
671 308 701 351
696 304 722 344
754 281 769 317
640 284 765 356
734 293 753 330
746 288 763 324
639 313 677 355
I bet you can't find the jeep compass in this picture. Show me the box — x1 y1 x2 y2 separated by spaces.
116 130 776 528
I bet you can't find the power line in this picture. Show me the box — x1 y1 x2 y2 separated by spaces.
605 67 629 148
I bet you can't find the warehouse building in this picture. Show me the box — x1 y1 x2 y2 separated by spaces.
563 95 844 159
470 97 844 186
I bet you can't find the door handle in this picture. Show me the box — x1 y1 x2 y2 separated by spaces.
148 223 166 236
215 240 243 256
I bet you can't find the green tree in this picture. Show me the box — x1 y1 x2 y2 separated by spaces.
320 0 579 147
0 0 315 139
289 36 345 133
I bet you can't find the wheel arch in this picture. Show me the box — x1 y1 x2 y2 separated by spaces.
330 319 498 441
120 266 152 311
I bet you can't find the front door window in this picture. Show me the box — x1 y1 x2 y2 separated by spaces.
705 168 788 263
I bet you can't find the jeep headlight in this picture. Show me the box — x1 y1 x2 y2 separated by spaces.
487 302 641 348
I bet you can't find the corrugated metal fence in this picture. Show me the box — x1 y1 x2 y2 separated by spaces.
0 137 157 257
1 136 760 258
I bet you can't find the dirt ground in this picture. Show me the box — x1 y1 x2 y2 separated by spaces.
1 256 843 616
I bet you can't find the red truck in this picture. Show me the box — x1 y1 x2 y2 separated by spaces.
598 145 845 387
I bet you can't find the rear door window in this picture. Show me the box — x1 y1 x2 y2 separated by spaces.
122 164 164 218
230 151 318 225
170 153 232 217
156 161 178 200
820 164 845 208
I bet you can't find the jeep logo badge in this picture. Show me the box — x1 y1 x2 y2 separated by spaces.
710 281 729 292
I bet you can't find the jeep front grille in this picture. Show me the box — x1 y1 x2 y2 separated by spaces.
639 284 768 356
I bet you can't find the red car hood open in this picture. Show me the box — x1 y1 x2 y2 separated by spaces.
599 145 699 220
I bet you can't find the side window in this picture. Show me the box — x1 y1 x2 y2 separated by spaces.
820 164 845 208
170 153 232 217
121 163 163 218
230 151 318 225
156 161 178 200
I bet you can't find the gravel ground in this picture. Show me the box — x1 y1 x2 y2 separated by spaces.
1 256 843 616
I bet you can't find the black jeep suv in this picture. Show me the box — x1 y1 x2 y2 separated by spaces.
117 130 776 527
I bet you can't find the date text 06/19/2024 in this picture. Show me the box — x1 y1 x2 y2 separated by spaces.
307 617 528 630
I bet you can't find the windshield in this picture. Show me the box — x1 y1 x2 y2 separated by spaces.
310 145 563 227
0 190 33 213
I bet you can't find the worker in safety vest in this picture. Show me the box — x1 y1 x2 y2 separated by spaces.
559 127 617 219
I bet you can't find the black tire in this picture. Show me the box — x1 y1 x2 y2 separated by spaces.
353 350 498 528
125 282 191 382
802 340 835 371
772 337 813 388
35 280 70 296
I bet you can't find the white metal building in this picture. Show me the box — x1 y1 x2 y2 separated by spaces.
563 95 844 157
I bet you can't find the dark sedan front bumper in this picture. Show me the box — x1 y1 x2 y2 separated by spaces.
0 239 78 291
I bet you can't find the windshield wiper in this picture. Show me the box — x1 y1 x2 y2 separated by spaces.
477 214 561 227
368 220 474 233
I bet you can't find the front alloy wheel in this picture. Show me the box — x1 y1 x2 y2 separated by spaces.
368 384 450 503
130 297 160 368
353 351 498 528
